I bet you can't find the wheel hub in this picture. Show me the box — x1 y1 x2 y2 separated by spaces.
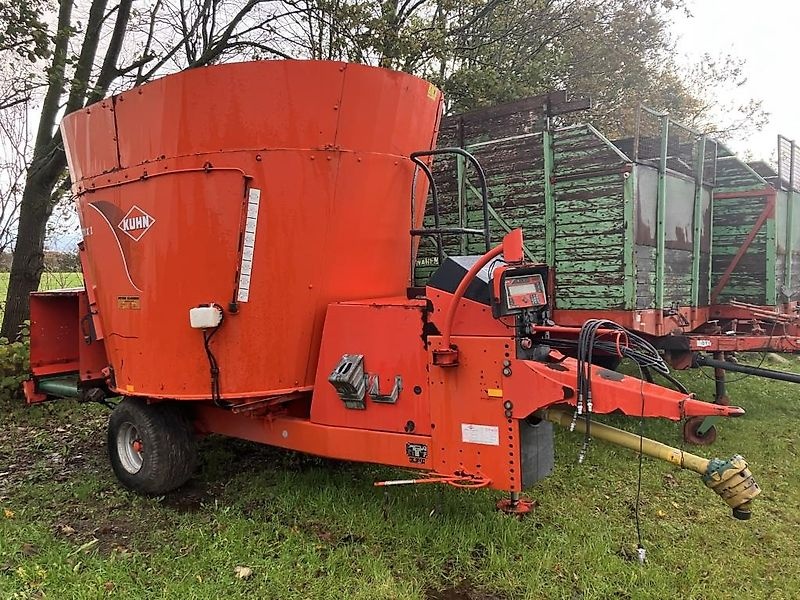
117 421 144 473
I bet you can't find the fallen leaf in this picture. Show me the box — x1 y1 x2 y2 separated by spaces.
69 538 99 557
59 524 76 536
234 566 253 579
3 508 14 519
657 510 666 518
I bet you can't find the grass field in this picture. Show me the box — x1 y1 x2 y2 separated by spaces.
1 353 799 599
0 272 84 320
0 271 84 294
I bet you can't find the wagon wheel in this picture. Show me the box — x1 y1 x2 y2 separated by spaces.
682 416 717 446
108 397 197 495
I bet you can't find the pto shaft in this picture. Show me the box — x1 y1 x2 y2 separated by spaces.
541 408 761 519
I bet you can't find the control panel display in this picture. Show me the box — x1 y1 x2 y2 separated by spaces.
504 274 547 310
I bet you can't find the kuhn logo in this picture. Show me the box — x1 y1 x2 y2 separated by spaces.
118 206 155 241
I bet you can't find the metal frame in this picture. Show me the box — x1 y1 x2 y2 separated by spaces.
410 148 491 278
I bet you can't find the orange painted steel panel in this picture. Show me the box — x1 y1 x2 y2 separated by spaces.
30 293 80 376
310 299 431 435
194 404 435 471
426 290 508 338
29 290 108 382
61 61 443 401
61 98 119 183
105 61 442 171
428 336 518 490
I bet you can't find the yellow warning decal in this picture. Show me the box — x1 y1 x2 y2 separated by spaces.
125 384 135 392
117 295 140 310
427 83 438 100
487 388 503 398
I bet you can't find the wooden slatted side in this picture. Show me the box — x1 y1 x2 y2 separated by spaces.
552 126 628 309
712 196 770 304
711 152 774 305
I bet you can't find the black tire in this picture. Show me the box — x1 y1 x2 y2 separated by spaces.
108 397 197 495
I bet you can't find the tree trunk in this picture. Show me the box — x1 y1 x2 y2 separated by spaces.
1 159 64 340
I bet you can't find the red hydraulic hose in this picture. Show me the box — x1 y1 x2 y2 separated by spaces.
441 243 504 350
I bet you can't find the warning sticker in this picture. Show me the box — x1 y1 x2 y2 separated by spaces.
237 188 261 303
117 295 141 310
461 424 500 446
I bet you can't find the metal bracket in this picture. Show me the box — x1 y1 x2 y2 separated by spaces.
328 354 367 410
328 354 403 408
368 374 402 404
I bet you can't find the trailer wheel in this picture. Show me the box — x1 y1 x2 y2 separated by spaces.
682 416 717 446
108 397 197 495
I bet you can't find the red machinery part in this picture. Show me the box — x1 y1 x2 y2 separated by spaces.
25 61 759 521
60 61 443 400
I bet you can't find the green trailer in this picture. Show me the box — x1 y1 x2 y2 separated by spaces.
711 137 800 309
417 98 716 336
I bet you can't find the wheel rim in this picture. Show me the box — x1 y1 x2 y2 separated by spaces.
117 421 144 473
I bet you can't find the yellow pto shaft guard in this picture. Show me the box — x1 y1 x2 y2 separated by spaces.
542 408 761 520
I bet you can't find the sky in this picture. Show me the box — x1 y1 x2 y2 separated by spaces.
672 0 798 162
44 1 794 249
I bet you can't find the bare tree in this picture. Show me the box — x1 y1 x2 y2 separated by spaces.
0 83 30 258
1 0 290 338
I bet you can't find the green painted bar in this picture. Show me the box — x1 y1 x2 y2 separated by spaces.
623 170 636 310
767 216 777 305
655 114 669 310
691 136 707 306
543 127 556 268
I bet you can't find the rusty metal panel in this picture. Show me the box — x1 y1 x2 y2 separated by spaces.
775 189 800 301
634 164 711 308
663 175 699 306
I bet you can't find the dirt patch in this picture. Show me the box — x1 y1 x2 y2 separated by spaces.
54 513 138 554
160 481 217 513
427 582 508 600
0 409 107 497
299 520 366 547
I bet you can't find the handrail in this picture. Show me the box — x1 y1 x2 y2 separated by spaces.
409 148 492 269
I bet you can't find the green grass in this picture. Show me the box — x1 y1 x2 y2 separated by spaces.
1 358 799 599
0 272 84 299
0 272 83 327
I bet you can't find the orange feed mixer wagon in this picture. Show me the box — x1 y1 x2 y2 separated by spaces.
24 61 759 519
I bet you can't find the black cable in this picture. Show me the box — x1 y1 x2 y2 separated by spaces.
633 360 646 563
200 306 230 409
570 318 671 464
